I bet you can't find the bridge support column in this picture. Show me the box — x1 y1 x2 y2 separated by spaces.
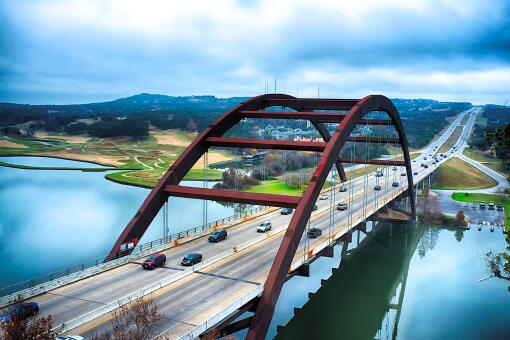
295 263 310 277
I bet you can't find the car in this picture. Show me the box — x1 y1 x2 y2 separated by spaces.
339 186 347 192
307 227 322 238
208 229 227 242
424 157 428 160
392 182 399 187
421 163 425 167
392 167 397 171
181 253 202 266
142 253 166 269
257 221 272 232
281 207 294 215
337 202 348 210
413 171 418 175
312 204 318 211
423 164 429 168
375 168 384 177
497 203 503 210
479 200 486 208
374 185 381 191
0 302 39 321
56 336 84 340
488 201 495 210
319 194 329 200
400 172 406 177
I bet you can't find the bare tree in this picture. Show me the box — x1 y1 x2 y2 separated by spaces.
0 296 57 340
91 295 163 340
484 250 510 291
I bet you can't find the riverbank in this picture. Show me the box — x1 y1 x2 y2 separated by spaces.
451 192 510 232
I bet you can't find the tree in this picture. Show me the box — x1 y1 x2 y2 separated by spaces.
91 295 163 340
484 248 510 291
455 210 467 227
0 296 57 340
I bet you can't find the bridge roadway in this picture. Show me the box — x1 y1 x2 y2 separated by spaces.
29 108 473 338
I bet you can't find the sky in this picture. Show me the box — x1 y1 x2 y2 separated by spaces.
1 0 509 105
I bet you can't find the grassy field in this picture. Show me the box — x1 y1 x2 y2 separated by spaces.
460 114 470 126
451 192 510 232
438 126 463 154
430 157 498 190
463 148 509 178
0 131 233 187
245 179 305 196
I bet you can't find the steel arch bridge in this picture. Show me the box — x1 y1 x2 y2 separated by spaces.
110 94 415 339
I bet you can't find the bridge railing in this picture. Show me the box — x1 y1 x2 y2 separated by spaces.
0 205 269 303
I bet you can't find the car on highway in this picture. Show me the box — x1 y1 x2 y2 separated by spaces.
319 194 329 200
0 301 39 321
142 253 166 270
424 157 428 160
257 221 272 232
181 253 202 266
413 171 418 175
307 227 322 238
392 167 397 171
479 201 486 208
281 207 294 215
375 168 384 177
400 172 406 177
423 164 429 168
337 202 348 210
374 185 381 191
56 336 84 340
488 201 495 210
339 186 347 192
208 229 227 242
497 203 503 210
392 182 399 187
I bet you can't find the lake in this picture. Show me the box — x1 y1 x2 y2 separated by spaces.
0 156 235 288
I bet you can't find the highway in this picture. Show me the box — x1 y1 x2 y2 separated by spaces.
8 107 473 339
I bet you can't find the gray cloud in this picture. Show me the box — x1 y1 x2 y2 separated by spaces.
1 0 510 104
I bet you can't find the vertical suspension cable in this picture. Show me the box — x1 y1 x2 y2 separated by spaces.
348 136 356 231
234 122 240 191
203 150 208 229
362 117 370 222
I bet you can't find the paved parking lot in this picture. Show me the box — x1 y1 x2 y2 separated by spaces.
433 190 505 231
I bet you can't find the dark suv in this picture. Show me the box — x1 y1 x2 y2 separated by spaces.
307 227 322 238
142 253 166 270
281 208 294 215
181 253 202 266
208 229 227 242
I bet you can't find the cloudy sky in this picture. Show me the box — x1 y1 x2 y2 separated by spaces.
1 0 509 104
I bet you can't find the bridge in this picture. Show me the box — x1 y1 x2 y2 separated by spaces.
0 95 475 339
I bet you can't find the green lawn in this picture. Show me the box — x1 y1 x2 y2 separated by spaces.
245 179 305 196
463 148 499 163
451 192 510 232
430 157 498 190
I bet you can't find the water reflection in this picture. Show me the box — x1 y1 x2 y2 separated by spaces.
275 222 421 340
274 223 510 340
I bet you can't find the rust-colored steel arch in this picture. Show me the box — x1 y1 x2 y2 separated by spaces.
107 94 415 338
245 95 415 339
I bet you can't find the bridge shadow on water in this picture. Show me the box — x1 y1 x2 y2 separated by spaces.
274 221 424 340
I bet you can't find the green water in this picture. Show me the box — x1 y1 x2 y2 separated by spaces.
271 223 510 340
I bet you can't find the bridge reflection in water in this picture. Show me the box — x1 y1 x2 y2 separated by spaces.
275 221 423 340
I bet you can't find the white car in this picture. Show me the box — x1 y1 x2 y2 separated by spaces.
56 336 84 340
319 194 328 200
257 221 272 232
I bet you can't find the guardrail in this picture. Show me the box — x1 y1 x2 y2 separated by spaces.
57 215 291 333
0 205 270 306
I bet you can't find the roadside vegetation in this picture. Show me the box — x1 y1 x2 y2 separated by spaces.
430 157 498 190
460 113 470 126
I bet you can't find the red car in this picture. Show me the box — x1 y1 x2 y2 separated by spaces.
142 253 166 270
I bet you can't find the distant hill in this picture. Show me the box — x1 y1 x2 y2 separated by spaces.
0 93 472 147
